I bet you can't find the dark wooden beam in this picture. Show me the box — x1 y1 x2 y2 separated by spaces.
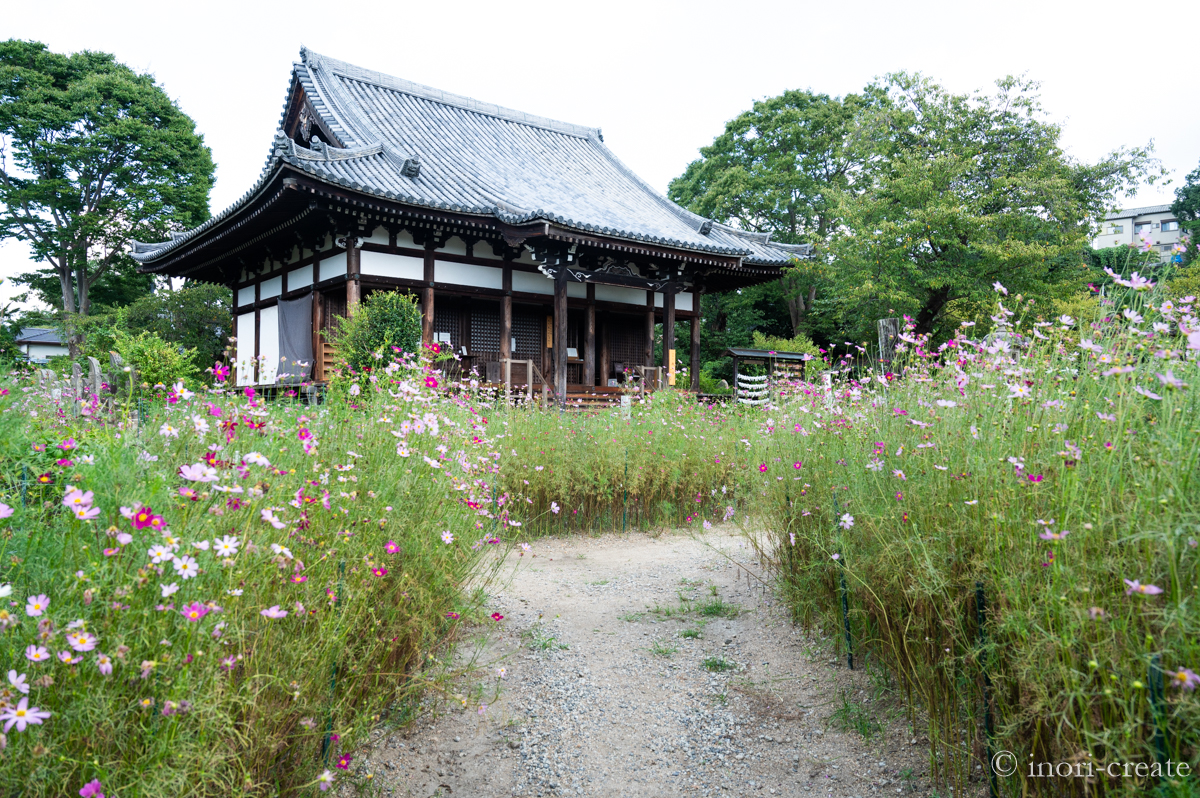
344 235 361 315
690 305 702 393
422 245 435 347
500 267 513 364
554 265 568 407
584 283 596 387
662 287 675 384
644 291 655 367
598 312 609 386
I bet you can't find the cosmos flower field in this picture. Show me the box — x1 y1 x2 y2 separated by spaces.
1 264 1198 796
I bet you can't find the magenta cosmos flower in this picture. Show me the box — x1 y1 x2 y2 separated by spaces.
1124 579 1163 596
180 602 210 622
757 463 768 473
0 697 52 732
385 540 400 554
79 779 106 798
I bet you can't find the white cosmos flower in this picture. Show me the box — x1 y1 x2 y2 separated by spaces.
173 556 199 579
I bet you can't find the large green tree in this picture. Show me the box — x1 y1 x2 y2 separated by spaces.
668 90 876 339
0 40 214 346
1171 159 1200 267
827 73 1157 340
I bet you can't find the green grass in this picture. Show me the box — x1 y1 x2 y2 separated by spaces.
680 628 702 639
698 597 740 618
829 692 882 741
524 624 569 652
649 640 679 658
702 656 737 673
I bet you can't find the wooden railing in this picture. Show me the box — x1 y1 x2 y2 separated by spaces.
500 358 549 406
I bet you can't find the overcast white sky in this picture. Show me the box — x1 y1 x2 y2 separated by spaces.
4 0 1198 310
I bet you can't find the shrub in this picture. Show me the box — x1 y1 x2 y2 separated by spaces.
333 291 422 372
112 329 198 388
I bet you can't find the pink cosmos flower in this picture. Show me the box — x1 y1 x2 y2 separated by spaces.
289 574 308 584
372 567 388 577
793 461 802 469
179 463 219 482
73 506 101 522
58 651 82 665
839 513 854 530
1171 668 1199 691
0 697 51 732
96 654 113 676
445 611 461 620
25 645 50 663
102 547 120 557
213 362 230 382
25 594 50 617
66 631 98 652
424 376 438 389
1088 607 1106 620
57 438 77 451
62 489 94 509
0 502 13 520
1039 529 1070 541
1124 579 1163 596
79 779 105 798
336 753 352 770
180 602 210 622
317 770 334 791
7 670 29 694
550 502 560 515
260 605 288 619
261 509 287 530
757 463 768 473
490 612 504 622
385 540 400 554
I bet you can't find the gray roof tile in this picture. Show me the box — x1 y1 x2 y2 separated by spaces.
133 49 809 268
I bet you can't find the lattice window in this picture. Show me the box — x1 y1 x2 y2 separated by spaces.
470 301 501 357
607 313 645 369
321 289 346 332
512 307 543 360
433 303 462 351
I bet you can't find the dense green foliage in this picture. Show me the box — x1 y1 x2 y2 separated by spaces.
671 73 1159 356
333 291 423 372
0 39 214 325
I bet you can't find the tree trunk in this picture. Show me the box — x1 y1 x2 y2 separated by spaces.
914 285 953 335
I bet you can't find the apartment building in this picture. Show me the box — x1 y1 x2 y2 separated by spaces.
1092 204 1184 261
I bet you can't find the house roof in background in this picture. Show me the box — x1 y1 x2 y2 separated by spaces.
1105 204 1175 219
132 48 809 269
15 327 65 345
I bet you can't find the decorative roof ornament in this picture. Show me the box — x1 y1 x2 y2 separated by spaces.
698 220 713 236
401 156 421 178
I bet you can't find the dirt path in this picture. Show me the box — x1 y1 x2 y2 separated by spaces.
359 528 944 797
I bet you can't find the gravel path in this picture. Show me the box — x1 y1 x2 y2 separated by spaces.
358 528 948 797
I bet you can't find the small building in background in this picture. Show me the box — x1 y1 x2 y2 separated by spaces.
15 328 69 363
1092 204 1184 261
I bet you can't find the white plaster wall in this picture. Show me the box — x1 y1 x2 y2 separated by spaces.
258 305 279 385
319 252 347 283
677 293 694 312
396 229 418 249
567 282 586 298
440 236 468 256
260 276 283 300
363 226 390 246
23 343 68 361
288 266 313 290
237 286 256 309
235 312 256 386
595 284 646 306
654 292 664 308
363 250 423 280
512 270 554 295
435 261 502 289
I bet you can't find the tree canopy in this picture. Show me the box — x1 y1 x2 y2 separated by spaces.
0 39 214 327
672 73 1159 352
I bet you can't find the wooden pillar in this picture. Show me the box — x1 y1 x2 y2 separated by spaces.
312 290 324 382
345 237 361 315
662 287 675 385
500 267 513 366
584 283 596 388
422 246 435 347
598 312 609 387
690 310 702 393
553 266 568 407
644 290 655 367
